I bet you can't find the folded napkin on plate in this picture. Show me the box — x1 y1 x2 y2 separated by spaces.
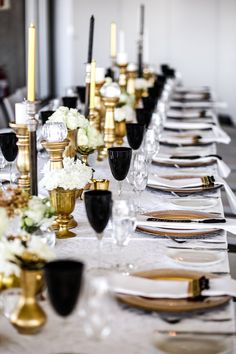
136 216 236 235
152 155 231 179
148 175 211 188
167 109 212 119
170 101 213 109
215 177 236 214
109 273 236 299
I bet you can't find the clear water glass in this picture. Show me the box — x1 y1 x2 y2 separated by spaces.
133 154 149 212
143 128 159 164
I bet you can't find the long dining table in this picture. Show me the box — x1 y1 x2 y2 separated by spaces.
0 86 236 354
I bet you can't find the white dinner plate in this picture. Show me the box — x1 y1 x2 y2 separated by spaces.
166 249 225 267
170 198 218 210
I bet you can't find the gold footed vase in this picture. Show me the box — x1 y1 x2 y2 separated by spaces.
64 129 77 158
10 269 46 335
77 146 95 165
50 188 77 239
115 120 126 145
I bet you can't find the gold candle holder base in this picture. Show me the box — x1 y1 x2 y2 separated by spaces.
97 146 106 161
50 188 77 239
102 96 119 150
41 139 69 170
127 70 137 96
64 129 77 158
115 120 126 145
134 88 143 109
117 63 128 91
88 108 100 131
10 269 46 334
95 81 105 133
9 123 30 193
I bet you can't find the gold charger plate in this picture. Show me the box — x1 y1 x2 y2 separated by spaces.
136 210 221 238
117 269 230 313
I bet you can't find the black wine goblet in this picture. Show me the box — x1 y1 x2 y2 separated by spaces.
108 147 132 197
84 190 112 269
126 123 145 151
135 108 152 128
39 110 55 125
62 96 78 109
45 260 84 317
0 132 18 184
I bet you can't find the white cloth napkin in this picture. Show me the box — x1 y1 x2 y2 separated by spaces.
152 155 231 178
136 216 236 235
170 101 213 109
109 273 236 299
215 176 236 214
167 109 212 119
148 175 207 188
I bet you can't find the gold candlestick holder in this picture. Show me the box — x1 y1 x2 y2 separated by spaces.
88 108 100 131
117 63 128 92
134 88 144 108
101 96 119 156
95 81 105 132
127 70 137 96
41 139 69 170
9 123 30 193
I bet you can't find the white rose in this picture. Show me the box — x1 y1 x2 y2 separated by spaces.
77 128 89 146
115 108 126 122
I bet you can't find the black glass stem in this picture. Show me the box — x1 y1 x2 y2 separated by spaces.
108 147 132 181
45 260 84 317
62 96 78 109
84 190 112 234
0 132 18 162
126 123 145 150
39 110 55 125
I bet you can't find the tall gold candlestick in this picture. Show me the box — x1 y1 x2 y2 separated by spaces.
41 140 69 170
110 22 117 61
102 96 119 153
9 123 30 193
89 59 96 110
27 24 36 102
117 63 128 91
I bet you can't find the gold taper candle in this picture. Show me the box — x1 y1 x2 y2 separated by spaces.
89 59 96 110
27 24 36 102
110 22 117 58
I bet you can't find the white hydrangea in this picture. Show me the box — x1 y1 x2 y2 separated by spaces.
114 108 126 122
135 78 149 90
77 123 104 148
40 157 93 191
0 208 8 238
48 106 89 130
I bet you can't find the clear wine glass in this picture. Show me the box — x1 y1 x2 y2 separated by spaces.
112 199 136 272
133 154 149 213
142 128 159 165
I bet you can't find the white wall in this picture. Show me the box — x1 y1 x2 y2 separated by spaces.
54 0 236 121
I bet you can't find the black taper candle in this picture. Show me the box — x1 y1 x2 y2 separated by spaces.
138 4 145 77
87 15 94 63
29 130 38 195
85 15 95 116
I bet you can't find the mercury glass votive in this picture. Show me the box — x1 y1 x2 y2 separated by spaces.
41 122 67 143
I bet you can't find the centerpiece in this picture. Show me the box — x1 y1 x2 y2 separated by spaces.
77 122 104 164
40 157 92 238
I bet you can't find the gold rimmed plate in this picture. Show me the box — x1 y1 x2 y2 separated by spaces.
136 210 221 238
117 269 230 313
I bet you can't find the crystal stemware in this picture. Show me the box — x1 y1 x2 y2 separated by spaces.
84 190 112 270
0 132 18 185
143 128 159 164
112 199 136 272
44 260 84 317
108 147 132 197
133 153 149 212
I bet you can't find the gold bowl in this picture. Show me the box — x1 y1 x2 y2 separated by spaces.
90 179 110 191
77 146 95 165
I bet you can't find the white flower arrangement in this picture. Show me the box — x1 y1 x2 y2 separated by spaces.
40 157 93 191
20 197 55 234
0 236 55 271
77 123 104 148
0 207 8 238
135 78 149 90
48 106 89 130
114 108 126 122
